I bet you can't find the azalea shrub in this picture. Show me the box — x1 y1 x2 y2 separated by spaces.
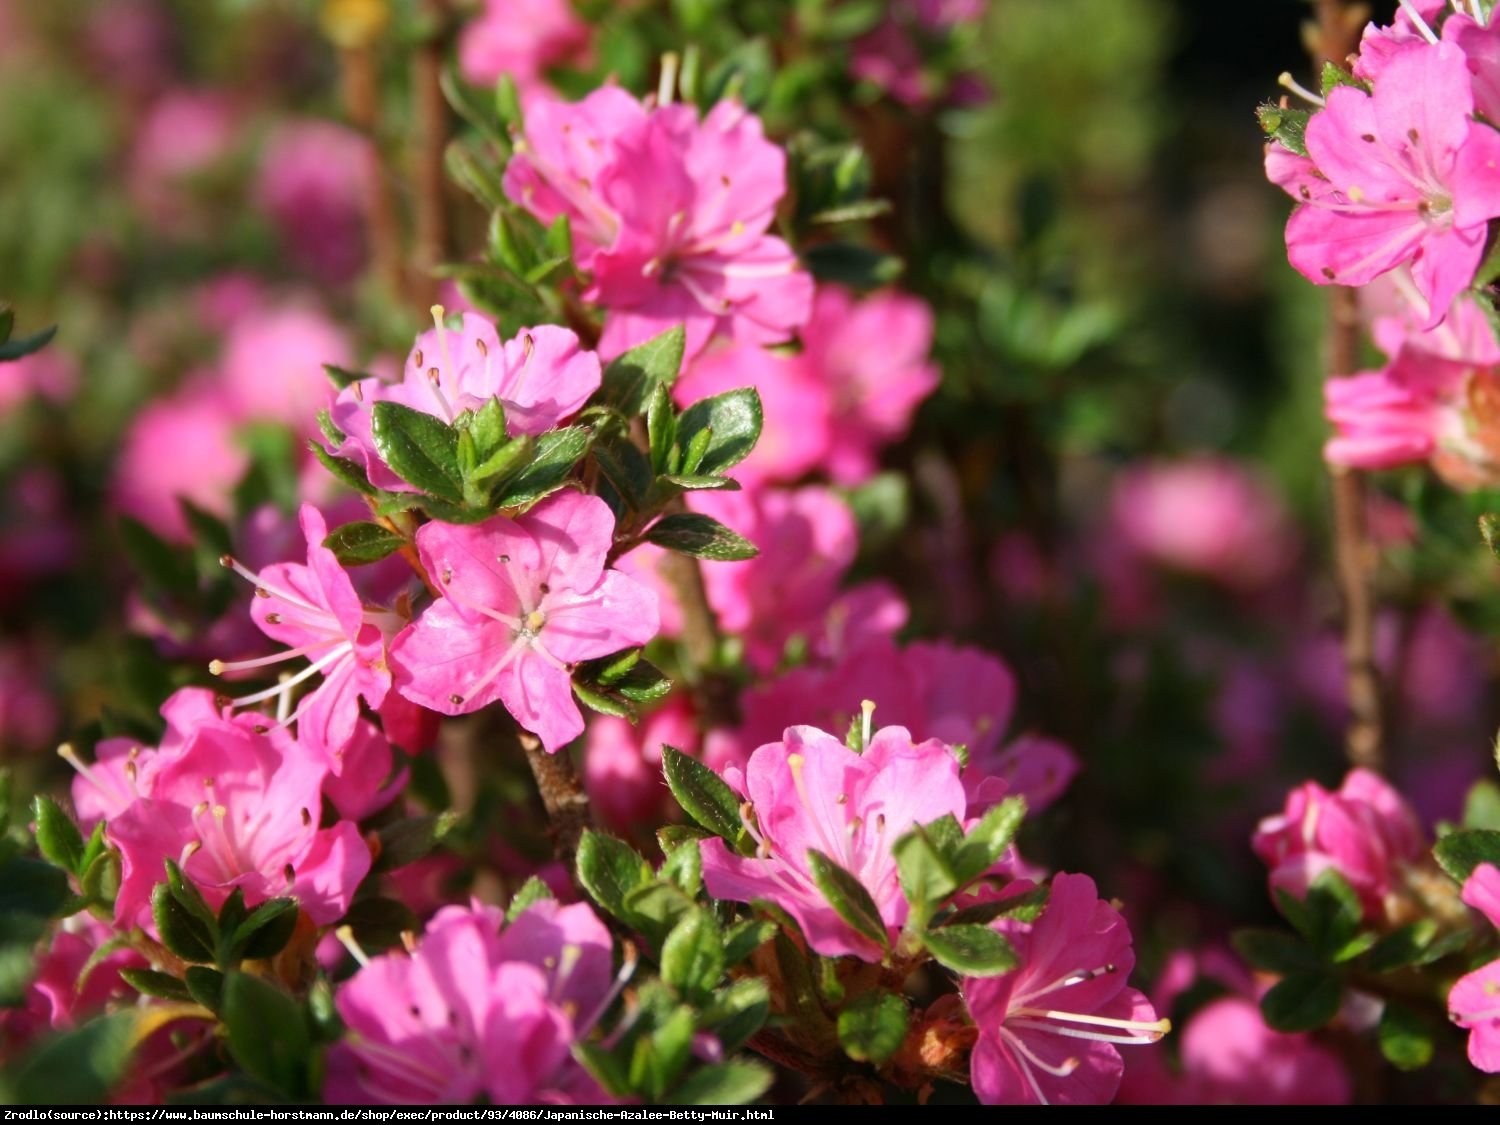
8 0 1500 1109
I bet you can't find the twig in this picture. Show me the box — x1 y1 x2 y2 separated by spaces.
1309 0 1384 771
411 0 451 307
517 728 592 874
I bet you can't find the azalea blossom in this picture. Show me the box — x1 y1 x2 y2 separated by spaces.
457 0 590 99
1278 41 1500 326
389 491 659 752
504 88 813 358
255 122 374 286
964 872 1167 1105
213 504 403 765
1449 863 1500 1071
324 899 613 1104
1251 768 1425 922
108 720 371 928
700 723 967 961
330 312 600 493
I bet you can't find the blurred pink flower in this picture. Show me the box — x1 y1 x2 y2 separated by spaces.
583 696 698 832
128 89 239 232
457 0 590 98
221 303 352 437
851 0 989 108
0 349 76 417
1450 864 1500 1071
0 643 57 752
256 122 374 285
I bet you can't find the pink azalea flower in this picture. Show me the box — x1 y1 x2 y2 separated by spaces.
1451 863 1500 1072
389 491 659 752
1352 0 1446 81
321 718 409 822
330 314 600 493
213 504 403 765
111 376 249 543
799 285 941 484
964 872 1166 1105
851 0 989 108
0 349 77 418
699 724 967 961
127 89 239 233
324 900 613 1104
109 721 371 929
457 0 590 98
0 643 58 753
1109 457 1296 589
1280 41 1500 327
255 122 374 286
1252 768 1425 922
690 486 858 671
504 89 813 359
23 916 145 1033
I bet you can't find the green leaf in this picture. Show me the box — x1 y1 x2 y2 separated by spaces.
440 63 505 141
1231 929 1321 974
703 977 770 1053
469 434 535 494
803 242 903 287
1320 61 1366 95
657 824 711 854
662 746 750 852
1276 870 1363 957
1363 920 1439 973
1378 1002 1435 1070
507 876 555 922
608 658 673 703
671 1060 773 1106
893 816 965 917
947 884 1050 927
316 408 346 446
460 396 509 461
723 918 777 967
647 383 677 473
33 795 85 875
661 909 725 1001
600 326 685 414
225 897 300 963
1259 971 1342 1033
952 798 1026 884
701 37 774 108
661 840 703 896
308 440 378 496
676 388 763 477
343 896 419 956
1464 779 1500 830
119 968 192 1003
221 972 311 1097
369 401 464 503
118 516 195 594
577 830 654 923
493 427 592 508
1433 828 1500 883
373 812 460 873
594 438 654 512
0 323 57 361
322 521 405 566
623 880 697 948
807 849 889 953
184 966 224 1013
573 679 636 719
322 363 371 391
151 883 214 964
1257 102 1310 157
4 1012 136 1104
922 923 1018 976
646 513 758 561
837 990 909 1064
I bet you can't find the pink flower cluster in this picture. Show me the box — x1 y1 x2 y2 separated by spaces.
1268 5 1500 486
689 723 1159 1105
325 899 612 1103
504 88 814 360
1449 863 1500 1071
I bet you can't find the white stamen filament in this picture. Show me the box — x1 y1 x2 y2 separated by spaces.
579 943 638 1037
463 634 529 701
335 925 372 968
226 644 350 707
57 743 133 808
210 637 342 676
860 699 876 748
1401 0 1442 41
1277 72 1325 108
658 52 680 106
221 556 324 617
1012 1006 1171 1041
275 672 294 724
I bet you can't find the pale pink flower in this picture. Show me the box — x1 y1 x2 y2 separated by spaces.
504 89 813 359
214 504 404 765
128 89 238 232
457 0 590 98
700 724 967 961
964 872 1166 1105
1279 42 1500 327
390 491 659 752
324 900 613 1104
330 314 599 493
0 349 77 418
109 721 372 929
1252 768 1425 922
255 122 374 285
1109 457 1295 589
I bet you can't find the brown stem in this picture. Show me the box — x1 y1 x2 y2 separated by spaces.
362 496 441 598
518 729 592 874
410 0 451 308
1309 1 1383 772
338 45 405 301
